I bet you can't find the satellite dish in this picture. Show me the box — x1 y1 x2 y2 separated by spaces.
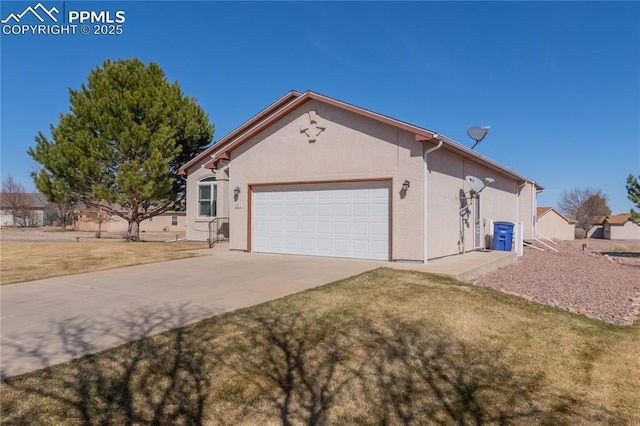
467 126 491 149
465 175 486 194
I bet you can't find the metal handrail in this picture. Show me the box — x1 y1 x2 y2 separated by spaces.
208 217 229 248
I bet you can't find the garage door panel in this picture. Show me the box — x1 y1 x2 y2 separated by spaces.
269 221 284 233
285 205 299 217
335 221 350 235
353 204 370 217
317 238 333 251
334 204 350 217
317 204 332 216
352 240 371 255
371 241 388 256
285 221 299 233
285 237 299 250
372 203 388 217
335 239 350 252
371 222 388 236
352 222 369 235
300 221 315 233
371 187 388 199
300 238 315 250
253 182 389 260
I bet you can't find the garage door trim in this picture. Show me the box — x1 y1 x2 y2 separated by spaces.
248 178 392 260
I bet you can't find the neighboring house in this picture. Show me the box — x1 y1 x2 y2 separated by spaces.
535 207 574 241
585 216 606 239
603 214 640 240
178 90 542 262
0 193 47 227
75 207 186 234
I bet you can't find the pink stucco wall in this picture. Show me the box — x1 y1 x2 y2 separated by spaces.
184 99 537 261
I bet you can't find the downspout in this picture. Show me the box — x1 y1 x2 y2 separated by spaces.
516 180 528 239
531 181 535 238
423 136 444 263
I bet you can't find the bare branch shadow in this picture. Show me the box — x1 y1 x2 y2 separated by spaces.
358 319 618 425
1 304 219 425
218 310 359 425
1 306 622 424
218 310 618 425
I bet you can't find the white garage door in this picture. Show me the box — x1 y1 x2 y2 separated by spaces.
253 182 389 260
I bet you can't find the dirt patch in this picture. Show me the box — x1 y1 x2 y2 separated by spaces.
473 239 640 325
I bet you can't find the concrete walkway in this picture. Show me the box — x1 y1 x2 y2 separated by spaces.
1 248 515 378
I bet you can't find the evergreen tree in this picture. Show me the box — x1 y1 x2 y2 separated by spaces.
29 59 213 240
626 174 640 224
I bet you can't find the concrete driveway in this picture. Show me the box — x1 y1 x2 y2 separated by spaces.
1 249 382 378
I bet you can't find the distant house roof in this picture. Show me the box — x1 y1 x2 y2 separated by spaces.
604 213 634 225
28 193 48 208
536 207 552 217
537 207 573 224
0 193 47 209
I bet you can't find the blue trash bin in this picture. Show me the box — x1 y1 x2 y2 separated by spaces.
493 222 514 251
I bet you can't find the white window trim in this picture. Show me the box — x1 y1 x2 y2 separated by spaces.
197 177 217 218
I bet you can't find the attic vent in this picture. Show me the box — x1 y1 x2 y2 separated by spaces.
300 111 326 143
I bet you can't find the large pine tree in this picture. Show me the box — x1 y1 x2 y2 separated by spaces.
29 59 214 240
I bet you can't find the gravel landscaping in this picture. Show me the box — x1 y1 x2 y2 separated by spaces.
473 240 640 325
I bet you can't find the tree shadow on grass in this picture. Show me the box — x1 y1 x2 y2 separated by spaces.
359 320 602 425
1 306 622 424
218 310 359 425
1 304 219 425
221 310 618 425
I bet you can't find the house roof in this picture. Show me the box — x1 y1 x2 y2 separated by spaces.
536 207 573 224
0 193 47 209
178 90 542 189
604 213 634 225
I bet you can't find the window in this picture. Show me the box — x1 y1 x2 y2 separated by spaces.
198 177 217 217
171 215 178 226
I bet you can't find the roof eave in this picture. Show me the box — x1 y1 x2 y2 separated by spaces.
434 133 543 189
177 90 302 175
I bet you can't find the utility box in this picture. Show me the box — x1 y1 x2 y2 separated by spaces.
493 222 515 251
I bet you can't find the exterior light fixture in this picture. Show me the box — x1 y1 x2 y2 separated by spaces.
402 180 410 191
233 186 241 196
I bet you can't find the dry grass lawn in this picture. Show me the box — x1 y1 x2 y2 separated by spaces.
0 240 205 285
1 268 638 425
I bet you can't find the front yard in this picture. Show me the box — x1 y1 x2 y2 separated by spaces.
2 268 638 425
0 235 205 285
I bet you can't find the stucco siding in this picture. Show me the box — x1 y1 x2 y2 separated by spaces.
537 212 574 241
185 164 230 241
228 100 425 261
426 148 520 258
517 184 536 240
609 222 640 240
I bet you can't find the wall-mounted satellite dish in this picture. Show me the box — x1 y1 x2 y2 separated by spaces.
465 175 486 194
467 126 491 149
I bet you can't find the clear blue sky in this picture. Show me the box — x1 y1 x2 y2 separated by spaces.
1 1 639 213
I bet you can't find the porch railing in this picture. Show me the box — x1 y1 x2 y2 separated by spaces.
208 217 229 248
